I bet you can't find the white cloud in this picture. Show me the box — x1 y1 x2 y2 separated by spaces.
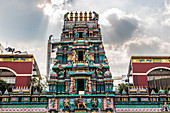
37 0 69 23
104 36 170 77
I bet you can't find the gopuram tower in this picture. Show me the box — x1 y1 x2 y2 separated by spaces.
48 12 114 113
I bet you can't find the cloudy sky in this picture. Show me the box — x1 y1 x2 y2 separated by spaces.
1 0 170 77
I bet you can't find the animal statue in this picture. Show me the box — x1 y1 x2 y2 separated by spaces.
75 98 87 108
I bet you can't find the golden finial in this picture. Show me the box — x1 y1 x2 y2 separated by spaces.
80 12 83 21
70 11 73 21
75 11 78 21
84 12 87 21
89 11 92 21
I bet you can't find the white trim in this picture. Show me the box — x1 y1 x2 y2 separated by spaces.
16 74 32 76
0 67 17 75
146 66 170 75
0 67 32 76
133 73 146 75
132 66 170 75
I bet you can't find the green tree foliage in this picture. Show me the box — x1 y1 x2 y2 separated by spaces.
0 79 9 93
30 74 48 93
163 86 168 94
118 83 129 94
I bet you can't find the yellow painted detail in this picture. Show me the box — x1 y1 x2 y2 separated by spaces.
132 59 170 63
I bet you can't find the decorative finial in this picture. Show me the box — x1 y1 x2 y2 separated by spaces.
80 12 83 21
84 12 87 21
89 11 92 20
70 11 73 21
75 11 78 21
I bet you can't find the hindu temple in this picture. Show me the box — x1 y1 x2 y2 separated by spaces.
1 11 170 113
48 11 114 113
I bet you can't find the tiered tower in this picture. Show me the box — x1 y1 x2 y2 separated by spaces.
48 11 114 113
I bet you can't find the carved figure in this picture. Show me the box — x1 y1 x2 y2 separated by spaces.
162 102 169 112
51 98 55 108
83 30 87 37
107 98 111 108
87 78 92 93
64 98 70 108
75 98 87 108
64 12 69 21
84 51 89 62
92 98 98 108
96 68 103 78
58 68 64 78
73 51 77 63
69 79 75 93
54 59 59 66
74 30 78 37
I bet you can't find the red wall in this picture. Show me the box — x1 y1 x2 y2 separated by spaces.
132 63 170 73
0 62 32 74
132 63 170 91
15 76 31 87
133 75 148 90
0 62 33 88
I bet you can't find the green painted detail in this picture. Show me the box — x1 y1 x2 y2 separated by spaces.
153 59 161 63
46 94 115 97
115 105 161 108
59 41 73 44
1 104 47 108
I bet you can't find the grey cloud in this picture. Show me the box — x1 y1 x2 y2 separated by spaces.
101 9 139 45
0 0 48 43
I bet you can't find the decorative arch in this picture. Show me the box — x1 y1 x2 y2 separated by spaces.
0 67 17 76
146 66 170 75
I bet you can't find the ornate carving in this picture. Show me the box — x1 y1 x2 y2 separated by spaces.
75 97 87 108
91 98 98 108
73 51 77 63
69 78 75 93
63 98 70 108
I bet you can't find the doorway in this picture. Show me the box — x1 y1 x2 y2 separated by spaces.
78 51 84 61
77 79 84 93
79 32 83 38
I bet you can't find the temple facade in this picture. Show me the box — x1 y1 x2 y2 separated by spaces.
1 11 170 113
47 11 114 113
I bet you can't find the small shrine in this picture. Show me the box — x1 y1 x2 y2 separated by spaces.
47 11 114 113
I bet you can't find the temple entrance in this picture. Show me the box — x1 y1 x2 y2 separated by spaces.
79 32 83 38
147 68 170 93
77 79 84 94
78 51 84 61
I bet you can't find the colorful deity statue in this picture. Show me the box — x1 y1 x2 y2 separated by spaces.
83 30 87 37
73 51 77 63
58 68 64 78
107 97 111 108
54 59 59 66
69 78 75 93
162 102 169 112
74 30 78 38
96 68 103 78
64 12 69 21
92 98 98 108
87 78 92 93
84 50 89 63
51 98 55 108
64 98 70 108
